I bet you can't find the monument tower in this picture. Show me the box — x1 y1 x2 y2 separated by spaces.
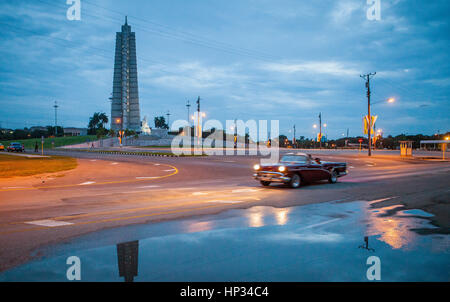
111 17 141 131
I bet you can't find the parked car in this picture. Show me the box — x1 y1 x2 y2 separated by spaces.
7 142 24 152
0 143 4 151
253 152 347 188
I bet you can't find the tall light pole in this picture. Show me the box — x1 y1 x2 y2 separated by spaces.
166 110 171 128
196 96 201 146
53 101 59 136
293 124 296 147
186 100 191 125
319 112 322 149
360 72 376 156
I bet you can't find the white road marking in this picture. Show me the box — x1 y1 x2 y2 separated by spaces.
2 186 26 189
25 219 73 227
137 185 160 189
111 162 119 165
90 159 97 162
192 192 208 196
349 166 355 168
303 218 341 229
79 181 96 185
208 200 244 204
369 196 398 203
163 169 175 172
231 189 260 193
136 176 158 179
154 164 161 166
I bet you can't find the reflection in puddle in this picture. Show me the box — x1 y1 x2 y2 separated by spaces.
0 200 448 282
117 241 139 282
366 203 437 250
401 209 434 217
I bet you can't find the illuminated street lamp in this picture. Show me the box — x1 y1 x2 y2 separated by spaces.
115 118 123 146
443 137 449 160
366 97 395 156
372 97 396 105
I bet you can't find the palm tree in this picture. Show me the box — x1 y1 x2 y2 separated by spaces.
98 113 108 128
88 112 109 135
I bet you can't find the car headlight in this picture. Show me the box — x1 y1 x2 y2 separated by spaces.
253 164 260 170
278 166 286 172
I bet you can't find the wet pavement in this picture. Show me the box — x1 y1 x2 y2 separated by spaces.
0 199 448 281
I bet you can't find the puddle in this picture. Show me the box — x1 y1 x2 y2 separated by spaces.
400 209 435 217
0 200 448 282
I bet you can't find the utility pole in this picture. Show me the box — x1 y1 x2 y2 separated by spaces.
196 96 201 146
166 110 171 128
360 72 376 156
347 128 349 138
319 112 322 149
234 118 238 149
293 124 296 147
186 100 191 124
53 101 59 136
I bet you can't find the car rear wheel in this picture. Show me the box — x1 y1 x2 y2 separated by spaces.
260 181 271 186
329 170 338 183
289 173 301 188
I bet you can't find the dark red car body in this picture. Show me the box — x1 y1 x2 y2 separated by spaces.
253 153 347 188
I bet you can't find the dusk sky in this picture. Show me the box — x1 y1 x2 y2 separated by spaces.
0 0 449 138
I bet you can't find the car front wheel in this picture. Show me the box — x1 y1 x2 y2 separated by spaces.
289 173 301 188
260 181 271 187
329 170 338 183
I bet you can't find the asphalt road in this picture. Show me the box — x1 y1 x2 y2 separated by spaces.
0 149 449 271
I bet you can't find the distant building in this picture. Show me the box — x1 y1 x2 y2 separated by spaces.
111 17 141 132
63 127 87 136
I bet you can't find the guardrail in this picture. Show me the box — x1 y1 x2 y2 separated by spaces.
53 148 206 158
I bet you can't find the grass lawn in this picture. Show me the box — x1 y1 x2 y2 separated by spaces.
0 154 77 178
0 135 97 150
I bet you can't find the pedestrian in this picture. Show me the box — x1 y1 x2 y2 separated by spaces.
34 141 38 153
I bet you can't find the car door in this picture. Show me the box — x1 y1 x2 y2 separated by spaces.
304 158 321 181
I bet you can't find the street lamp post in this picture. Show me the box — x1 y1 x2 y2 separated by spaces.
53 101 59 136
319 113 322 149
186 100 191 125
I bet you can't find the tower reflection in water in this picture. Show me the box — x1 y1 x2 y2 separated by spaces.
117 240 139 282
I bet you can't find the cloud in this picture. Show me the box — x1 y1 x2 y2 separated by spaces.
140 61 249 91
330 0 363 24
261 61 361 77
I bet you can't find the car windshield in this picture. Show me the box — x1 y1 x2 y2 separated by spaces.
280 155 308 163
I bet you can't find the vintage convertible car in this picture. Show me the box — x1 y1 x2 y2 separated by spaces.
253 152 347 188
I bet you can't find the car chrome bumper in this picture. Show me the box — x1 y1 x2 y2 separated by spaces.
338 171 348 177
254 171 291 183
